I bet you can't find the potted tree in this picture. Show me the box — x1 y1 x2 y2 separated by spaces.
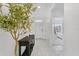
0 3 36 56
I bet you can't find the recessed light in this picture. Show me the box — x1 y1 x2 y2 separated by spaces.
37 6 40 8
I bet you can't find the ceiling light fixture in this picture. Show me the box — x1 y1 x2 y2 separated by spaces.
37 6 40 8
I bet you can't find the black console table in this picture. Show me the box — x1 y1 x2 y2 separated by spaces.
18 35 35 56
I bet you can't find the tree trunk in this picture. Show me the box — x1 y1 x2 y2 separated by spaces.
10 30 19 56
14 40 19 56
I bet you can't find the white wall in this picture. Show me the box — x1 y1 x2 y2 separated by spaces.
0 29 15 56
64 3 79 56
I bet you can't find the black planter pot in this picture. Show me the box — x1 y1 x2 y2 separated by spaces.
18 34 35 56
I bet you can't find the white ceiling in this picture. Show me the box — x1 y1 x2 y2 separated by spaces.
31 3 64 21
31 3 54 19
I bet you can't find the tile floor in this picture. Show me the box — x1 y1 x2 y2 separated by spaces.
31 39 54 56
31 38 64 56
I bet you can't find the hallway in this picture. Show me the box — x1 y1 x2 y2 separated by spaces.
31 39 54 56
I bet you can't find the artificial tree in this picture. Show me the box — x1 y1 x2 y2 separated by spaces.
0 3 36 56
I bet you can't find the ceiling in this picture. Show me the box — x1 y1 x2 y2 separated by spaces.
31 3 54 19
31 3 64 21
